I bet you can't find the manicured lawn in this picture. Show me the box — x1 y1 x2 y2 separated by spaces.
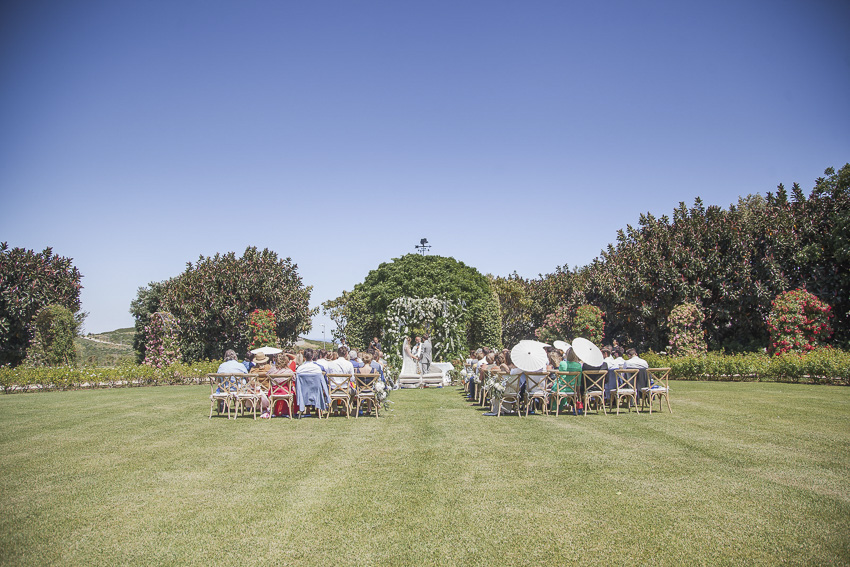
1 381 848 566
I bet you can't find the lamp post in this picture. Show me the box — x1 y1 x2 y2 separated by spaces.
321 324 326 351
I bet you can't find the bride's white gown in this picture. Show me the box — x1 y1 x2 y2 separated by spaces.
401 338 419 376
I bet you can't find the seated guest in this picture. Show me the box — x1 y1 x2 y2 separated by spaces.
624 348 649 369
218 349 247 375
269 355 295 416
601 346 616 369
251 352 272 376
350 350 363 369
335 346 355 382
242 351 255 372
369 351 385 382
552 347 582 412
355 352 378 385
295 348 328 416
315 349 329 373
610 346 625 369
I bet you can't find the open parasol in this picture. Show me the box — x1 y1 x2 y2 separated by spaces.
553 340 571 353
250 346 282 356
510 340 549 372
570 337 603 367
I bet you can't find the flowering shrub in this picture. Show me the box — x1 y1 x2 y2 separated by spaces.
24 304 80 367
573 305 605 345
534 306 571 344
248 309 278 350
667 303 706 356
143 312 181 368
767 289 833 355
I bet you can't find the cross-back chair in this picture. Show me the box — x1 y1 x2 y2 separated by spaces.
612 368 640 415
581 370 608 416
497 372 522 416
523 371 550 416
269 372 295 418
354 372 381 418
208 373 239 419
551 371 581 416
641 367 672 413
234 375 262 419
327 373 353 418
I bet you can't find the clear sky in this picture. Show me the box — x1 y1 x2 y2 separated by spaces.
1 0 848 337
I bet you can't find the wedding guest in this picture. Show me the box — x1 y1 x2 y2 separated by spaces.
553 347 582 413
336 346 355 381
218 349 247 375
370 351 385 382
315 349 330 373
251 352 272 376
242 351 255 372
624 348 649 369
350 350 363 369
355 353 377 385
269 354 295 417
610 346 625 369
602 346 616 368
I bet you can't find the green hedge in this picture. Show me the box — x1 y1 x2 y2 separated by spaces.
0 361 220 393
644 349 850 385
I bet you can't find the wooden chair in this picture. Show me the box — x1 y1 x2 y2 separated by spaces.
353 372 381 418
497 372 522 416
551 371 581 416
234 376 262 419
523 371 550 416
207 373 238 419
269 373 295 418
581 370 608 416
327 373 353 418
612 368 640 415
641 367 672 413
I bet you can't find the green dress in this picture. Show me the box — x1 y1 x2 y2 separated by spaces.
553 360 582 411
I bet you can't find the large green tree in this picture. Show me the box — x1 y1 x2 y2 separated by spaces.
131 247 314 362
0 243 83 366
327 254 493 351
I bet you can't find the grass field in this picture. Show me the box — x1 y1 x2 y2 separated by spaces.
1 382 848 566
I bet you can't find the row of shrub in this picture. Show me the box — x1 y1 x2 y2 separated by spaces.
0 361 220 393
644 348 850 385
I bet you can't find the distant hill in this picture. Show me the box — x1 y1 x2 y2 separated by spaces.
76 327 134 366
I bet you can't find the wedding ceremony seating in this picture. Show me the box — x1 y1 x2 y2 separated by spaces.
208 373 241 419
327 373 353 418
497 372 522 416
353 372 381 418
523 371 550 416
551 370 580 416
269 374 295 419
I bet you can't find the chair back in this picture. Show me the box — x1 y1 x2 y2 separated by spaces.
208 372 242 394
552 371 580 395
646 367 670 390
269 373 294 398
327 374 351 398
582 370 607 393
355 373 380 395
614 368 639 392
502 372 522 402
524 371 549 395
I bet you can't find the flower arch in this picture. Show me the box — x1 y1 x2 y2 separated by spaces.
382 297 464 374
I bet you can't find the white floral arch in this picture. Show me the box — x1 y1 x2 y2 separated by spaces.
382 296 464 374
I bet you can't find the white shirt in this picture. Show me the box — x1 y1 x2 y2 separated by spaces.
624 355 648 369
611 356 625 369
336 357 355 378
603 356 619 369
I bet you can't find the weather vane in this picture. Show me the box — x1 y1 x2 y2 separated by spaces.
415 238 431 255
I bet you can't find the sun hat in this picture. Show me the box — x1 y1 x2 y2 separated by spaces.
253 352 269 365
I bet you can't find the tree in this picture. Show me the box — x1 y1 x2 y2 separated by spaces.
468 286 503 350
131 247 314 362
0 243 83 366
129 280 166 363
336 254 493 349
24 304 80 366
490 273 536 347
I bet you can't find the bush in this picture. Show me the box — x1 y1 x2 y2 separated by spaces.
0 243 83 366
132 247 314 362
667 303 706 356
767 289 833 355
24 305 80 367
573 305 604 345
143 312 181 368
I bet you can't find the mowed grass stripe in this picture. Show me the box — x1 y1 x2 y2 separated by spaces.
0 382 848 566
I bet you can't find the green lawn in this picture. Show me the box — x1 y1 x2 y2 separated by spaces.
1 382 848 566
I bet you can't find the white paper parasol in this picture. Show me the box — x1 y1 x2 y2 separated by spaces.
511 340 549 372
250 346 282 356
553 340 571 353
570 337 603 367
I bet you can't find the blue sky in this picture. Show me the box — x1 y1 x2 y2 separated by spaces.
1 0 848 337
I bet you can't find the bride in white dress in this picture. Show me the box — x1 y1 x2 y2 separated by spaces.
401 336 419 376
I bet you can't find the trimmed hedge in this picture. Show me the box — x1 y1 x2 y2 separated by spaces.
644 349 850 385
0 361 219 393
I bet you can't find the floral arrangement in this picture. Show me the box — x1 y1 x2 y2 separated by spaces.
248 309 278 350
374 380 392 409
667 302 706 356
767 289 833 355
483 372 505 401
143 312 181 368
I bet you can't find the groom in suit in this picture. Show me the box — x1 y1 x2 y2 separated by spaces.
420 334 432 374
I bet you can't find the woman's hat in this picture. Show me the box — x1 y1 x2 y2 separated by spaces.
253 352 269 364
